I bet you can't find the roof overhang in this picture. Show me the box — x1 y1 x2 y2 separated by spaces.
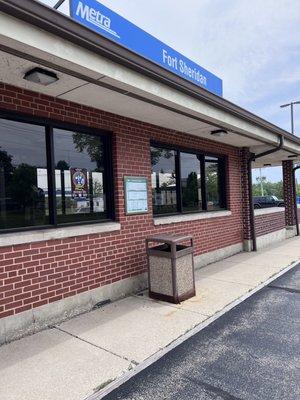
0 0 300 168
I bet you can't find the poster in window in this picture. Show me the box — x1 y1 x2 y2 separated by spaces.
124 176 148 215
70 168 88 198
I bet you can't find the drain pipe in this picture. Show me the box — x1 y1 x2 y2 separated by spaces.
293 164 300 236
247 135 284 251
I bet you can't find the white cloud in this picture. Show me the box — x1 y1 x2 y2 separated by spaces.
35 0 300 133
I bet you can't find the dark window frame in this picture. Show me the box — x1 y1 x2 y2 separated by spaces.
151 140 227 216
0 110 115 234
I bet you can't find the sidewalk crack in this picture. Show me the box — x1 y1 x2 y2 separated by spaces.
54 326 138 365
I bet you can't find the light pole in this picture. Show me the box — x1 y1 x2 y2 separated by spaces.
259 168 264 196
53 0 66 10
280 101 300 135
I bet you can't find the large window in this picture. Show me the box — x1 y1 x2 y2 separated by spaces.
54 128 107 224
151 144 226 216
0 115 113 232
0 119 48 230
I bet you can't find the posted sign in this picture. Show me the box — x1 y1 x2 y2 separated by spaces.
69 0 223 96
124 177 148 215
71 168 88 198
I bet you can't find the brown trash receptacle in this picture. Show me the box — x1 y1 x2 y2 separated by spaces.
145 234 195 304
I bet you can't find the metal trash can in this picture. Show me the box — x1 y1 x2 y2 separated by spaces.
145 234 195 304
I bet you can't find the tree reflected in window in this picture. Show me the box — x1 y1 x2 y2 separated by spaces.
151 147 177 214
0 119 48 230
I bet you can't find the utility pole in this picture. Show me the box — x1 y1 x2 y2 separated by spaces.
280 101 300 135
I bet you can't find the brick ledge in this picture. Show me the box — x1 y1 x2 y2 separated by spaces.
254 207 285 216
154 210 232 226
0 222 121 248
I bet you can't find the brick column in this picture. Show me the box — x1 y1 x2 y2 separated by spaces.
282 160 295 226
240 148 252 247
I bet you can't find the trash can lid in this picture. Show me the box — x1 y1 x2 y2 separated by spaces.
146 233 193 245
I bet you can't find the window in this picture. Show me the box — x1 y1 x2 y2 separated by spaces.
0 115 113 232
151 144 226 216
54 128 108 224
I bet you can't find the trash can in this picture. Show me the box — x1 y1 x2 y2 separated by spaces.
145 234 195 304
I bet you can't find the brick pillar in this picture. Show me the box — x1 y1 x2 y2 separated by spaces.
282 160 295 226
240 148 252 247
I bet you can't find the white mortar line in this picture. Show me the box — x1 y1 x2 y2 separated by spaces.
86 260 299 400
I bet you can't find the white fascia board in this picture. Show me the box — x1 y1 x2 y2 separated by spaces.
0 11 298 151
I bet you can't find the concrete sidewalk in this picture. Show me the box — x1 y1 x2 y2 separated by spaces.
1 237 300 400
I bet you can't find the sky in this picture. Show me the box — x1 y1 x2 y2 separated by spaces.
38 0 300 182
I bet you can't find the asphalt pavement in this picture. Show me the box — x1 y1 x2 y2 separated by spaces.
103 264 300 400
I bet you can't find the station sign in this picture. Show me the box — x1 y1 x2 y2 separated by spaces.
70 0 223 96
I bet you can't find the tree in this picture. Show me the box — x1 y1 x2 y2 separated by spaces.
56 160 70 170
0 148 14 185
182 172 198 207
151 148 174 166
9 164 39 207
252 179 283 198
206 167 218 203
8 164 45 224
72 133 103 171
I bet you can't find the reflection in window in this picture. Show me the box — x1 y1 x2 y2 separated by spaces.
54 129 107 223
151 147 177 214
206 157 222 210
0 119 48 229
151 145 226 215
181 153 202 212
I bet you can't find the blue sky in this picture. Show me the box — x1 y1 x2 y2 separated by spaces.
40 0 300 182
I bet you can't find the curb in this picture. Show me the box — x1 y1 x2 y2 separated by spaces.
86 260 299 400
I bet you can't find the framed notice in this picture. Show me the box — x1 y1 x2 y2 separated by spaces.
124 176 148 215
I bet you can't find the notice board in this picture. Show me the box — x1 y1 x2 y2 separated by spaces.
124 176 148 215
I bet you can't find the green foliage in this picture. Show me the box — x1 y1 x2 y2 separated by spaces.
72 133 103 171
182 171 198 207
56 160 70 170
252 177 284 198
9 164 39 207
0 148 14 185
151 148 173 167
206 165 218 202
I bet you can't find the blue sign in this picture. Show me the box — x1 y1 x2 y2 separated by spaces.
70 0 223 96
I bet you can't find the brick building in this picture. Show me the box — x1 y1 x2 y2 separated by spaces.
0 0 299 343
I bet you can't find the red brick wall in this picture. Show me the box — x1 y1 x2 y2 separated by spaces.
0 83 245 319
254 211 285 237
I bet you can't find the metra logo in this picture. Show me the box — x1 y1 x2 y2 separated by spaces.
75 1 120 39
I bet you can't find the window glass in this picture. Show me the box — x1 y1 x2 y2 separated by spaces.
181 152 202 212
0 118 49 229
206 158 223 210
151 147 177 215
53 129 107 223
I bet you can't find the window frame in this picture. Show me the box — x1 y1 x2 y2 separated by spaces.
151 140 228 216
0 110 115 234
